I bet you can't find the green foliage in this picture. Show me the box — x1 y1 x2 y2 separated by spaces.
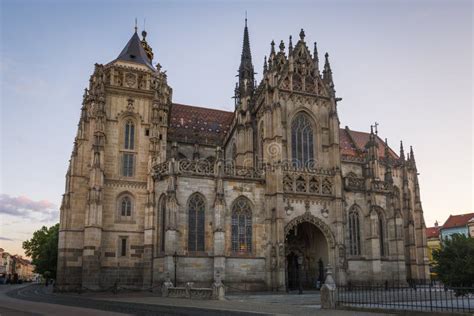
22 223 59 278
433 234 474 289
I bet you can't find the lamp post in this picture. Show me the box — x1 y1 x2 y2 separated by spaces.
173 251 178 287
297 255 303 294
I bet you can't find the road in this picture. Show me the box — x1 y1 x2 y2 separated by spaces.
0 284 394 316
0 284 262 315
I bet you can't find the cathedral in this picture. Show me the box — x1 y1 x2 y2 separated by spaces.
56 20 430 292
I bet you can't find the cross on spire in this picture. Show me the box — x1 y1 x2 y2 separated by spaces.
371 122 379 135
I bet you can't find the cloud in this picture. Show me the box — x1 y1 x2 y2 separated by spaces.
0 194 59 222
0 237 14 241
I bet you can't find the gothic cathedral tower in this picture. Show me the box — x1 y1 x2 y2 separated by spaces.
57 29 172 290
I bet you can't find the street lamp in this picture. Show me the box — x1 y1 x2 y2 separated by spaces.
173 251 178 287
297 255 303 294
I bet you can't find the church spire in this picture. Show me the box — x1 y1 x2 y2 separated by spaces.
400 141 405 161
384 138 394 184
410 145 417 169
237 16 255 103
313 42 319 75
323 52 333 84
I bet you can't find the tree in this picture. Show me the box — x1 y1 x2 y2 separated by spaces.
433 233 474 290
23 223 59 279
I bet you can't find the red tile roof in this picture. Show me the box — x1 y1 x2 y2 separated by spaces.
426 226 440 239
339 128 399 159
169 103 234 145
442 213 474 229
168 104 399 158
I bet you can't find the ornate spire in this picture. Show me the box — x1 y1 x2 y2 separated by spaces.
268 40 276 70
313 42 319 62
289 36 293 55
400 141 405 161
323 52 333 85
312 42 319 76
263 56 267 73
384 138 393 183
237 16 255 102
410 145 417 169
141 29 154 62
365 125 378 154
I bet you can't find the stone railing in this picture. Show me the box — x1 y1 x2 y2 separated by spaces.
344 175 365 191
152 159 264 180
178 159 213 176
154 161 169 177
371 180 391 193
224 165 264 179
341 155 366 164
281 161 335 175
283 169 335 196
162 280 225 300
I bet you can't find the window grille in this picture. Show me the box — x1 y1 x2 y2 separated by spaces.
124 120 135 149
120 196 132 217
348 208 361 255
188 194 205 251
122 153 134 177
231 197 252 254
291 113 314 168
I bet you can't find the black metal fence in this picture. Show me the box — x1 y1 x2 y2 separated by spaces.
336 281 474 314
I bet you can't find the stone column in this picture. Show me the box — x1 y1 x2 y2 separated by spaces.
142 190 155 289
165 159 179 285
213 148 226 281
82 84 106 289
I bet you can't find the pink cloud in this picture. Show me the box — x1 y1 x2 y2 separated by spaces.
0 194 58 222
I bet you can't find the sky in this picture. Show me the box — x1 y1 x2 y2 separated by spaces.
0 0 472 257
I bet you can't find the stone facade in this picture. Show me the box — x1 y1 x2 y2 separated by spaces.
56 23 430 292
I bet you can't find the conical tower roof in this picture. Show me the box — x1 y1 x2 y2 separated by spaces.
116 31 154 70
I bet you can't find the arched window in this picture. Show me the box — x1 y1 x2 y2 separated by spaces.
122 119 136 177
124 120 135 150
118 195 132 219
231 197 252 254
291 113 314 168
348 206 361 255
159 196 166 252
188 194 205 252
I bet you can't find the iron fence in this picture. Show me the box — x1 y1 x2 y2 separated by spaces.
336 280 474 314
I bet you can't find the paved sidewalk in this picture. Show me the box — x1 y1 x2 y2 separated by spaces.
3 284 396 315
0 284 127 316
89 291 394 315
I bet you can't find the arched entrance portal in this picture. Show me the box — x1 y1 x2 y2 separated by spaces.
285 221 329 290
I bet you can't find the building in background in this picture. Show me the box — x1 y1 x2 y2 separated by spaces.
439 213 474 240
425 222 441 279
468 218 474 237
0 249 35 283
57 21 430 291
